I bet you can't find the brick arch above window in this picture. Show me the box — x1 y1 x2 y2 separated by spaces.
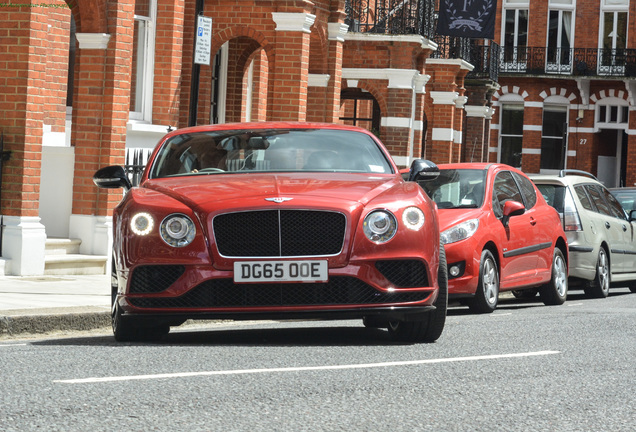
342 80 388 118
211 27 272 62
492 85 528 103
540 88 577 105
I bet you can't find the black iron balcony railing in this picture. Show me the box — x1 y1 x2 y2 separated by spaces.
125 148 152 187
345 0 436 39
432 36 500 82
500 46 636 77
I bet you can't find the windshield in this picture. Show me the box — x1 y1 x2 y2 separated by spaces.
148 128 393 178
420 169 487 209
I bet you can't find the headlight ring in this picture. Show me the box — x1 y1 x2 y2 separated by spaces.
402 206 425 231
130 212 154 236
160 214 196 247
363 210 398 243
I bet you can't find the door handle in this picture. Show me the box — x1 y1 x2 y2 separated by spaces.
605 221 611 229
623 224 627 232
530 217 537 226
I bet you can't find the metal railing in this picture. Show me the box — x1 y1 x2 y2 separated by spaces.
345 0 436 39
125 148 152 187
500 46 636 77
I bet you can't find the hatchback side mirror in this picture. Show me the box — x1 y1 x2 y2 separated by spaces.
93 166 132 191
502 200 525 227
630 209 636 222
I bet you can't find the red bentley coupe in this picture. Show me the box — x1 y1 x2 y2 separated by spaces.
94 122 447 342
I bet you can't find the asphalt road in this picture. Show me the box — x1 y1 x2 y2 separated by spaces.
1 289 635 432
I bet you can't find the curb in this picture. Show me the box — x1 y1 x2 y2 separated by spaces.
0 310 110 338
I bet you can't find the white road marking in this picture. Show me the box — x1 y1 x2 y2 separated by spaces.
55 350 560 384
567 303 583 307
0 343 28 348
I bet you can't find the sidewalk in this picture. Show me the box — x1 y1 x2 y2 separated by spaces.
0 275 111 338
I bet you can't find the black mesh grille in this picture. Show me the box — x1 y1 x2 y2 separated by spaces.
128 277 430 309
375 260 429 288
129 265 185 294
213 210 346 257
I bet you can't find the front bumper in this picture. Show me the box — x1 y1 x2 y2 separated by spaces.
117 260 438 318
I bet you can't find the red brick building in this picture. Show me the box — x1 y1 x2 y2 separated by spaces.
0 0 634 275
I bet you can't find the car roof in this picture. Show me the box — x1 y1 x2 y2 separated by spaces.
161 121 374 138
529 171 601 187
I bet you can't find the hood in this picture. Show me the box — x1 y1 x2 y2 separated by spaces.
142 172 400 212
437 208 485 231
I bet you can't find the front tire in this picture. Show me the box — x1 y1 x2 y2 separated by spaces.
388 242 448 343
584 248 610 298
468 250 499 313
539 247 568 305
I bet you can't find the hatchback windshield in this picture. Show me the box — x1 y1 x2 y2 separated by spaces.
148 128 393 178
420 169 486 209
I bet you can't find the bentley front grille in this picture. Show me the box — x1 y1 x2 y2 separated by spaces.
128 277 430 309
213 210 346 257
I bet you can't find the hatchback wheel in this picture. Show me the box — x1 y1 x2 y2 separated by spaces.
468 250 499 313
539 247 568 305
584 248 610 298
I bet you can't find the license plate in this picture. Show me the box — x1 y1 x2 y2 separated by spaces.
234 260 328 283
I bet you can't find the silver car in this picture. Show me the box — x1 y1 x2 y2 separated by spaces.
531 170 636 297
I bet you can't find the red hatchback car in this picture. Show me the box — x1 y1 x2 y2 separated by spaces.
94 122 447 342
414 163 569 313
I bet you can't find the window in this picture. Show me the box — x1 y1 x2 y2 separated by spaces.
493 171 523 217
130 0 157 121
502 1 529 66
574 185 594 211
511 172 537 209
603 188 627 219
585 185 612 216
599 0 628 73
596 103 629 127
541 106 567 171
546 6 573 73
499 105 524 168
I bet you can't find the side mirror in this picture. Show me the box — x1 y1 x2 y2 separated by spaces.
630 209 636 222
502 200 525 226
408 159 440 182
93 166 132 191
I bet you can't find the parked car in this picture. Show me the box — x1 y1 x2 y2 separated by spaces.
531 170 636 297
609 187 636 214
94 122 447 343
407 163 568 313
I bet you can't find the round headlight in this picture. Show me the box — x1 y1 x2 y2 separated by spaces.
363 210 397 243
402 206 425 231
160 214 196 247
130 212 154 236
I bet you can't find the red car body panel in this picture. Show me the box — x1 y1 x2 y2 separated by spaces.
108 122 442 322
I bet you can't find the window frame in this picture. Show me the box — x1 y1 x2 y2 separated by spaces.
129 0 158 122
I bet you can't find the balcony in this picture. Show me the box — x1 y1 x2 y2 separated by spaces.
344 0 436 39
500 47 636 78
344 1 499 82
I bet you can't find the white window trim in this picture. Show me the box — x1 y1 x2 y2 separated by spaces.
129 0 157 123
210 42 228 124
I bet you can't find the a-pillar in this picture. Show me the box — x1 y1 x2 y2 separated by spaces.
0 6 48 275
269 12 315 121
69 0 134 257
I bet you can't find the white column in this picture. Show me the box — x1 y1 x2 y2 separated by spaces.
2 216 46 276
